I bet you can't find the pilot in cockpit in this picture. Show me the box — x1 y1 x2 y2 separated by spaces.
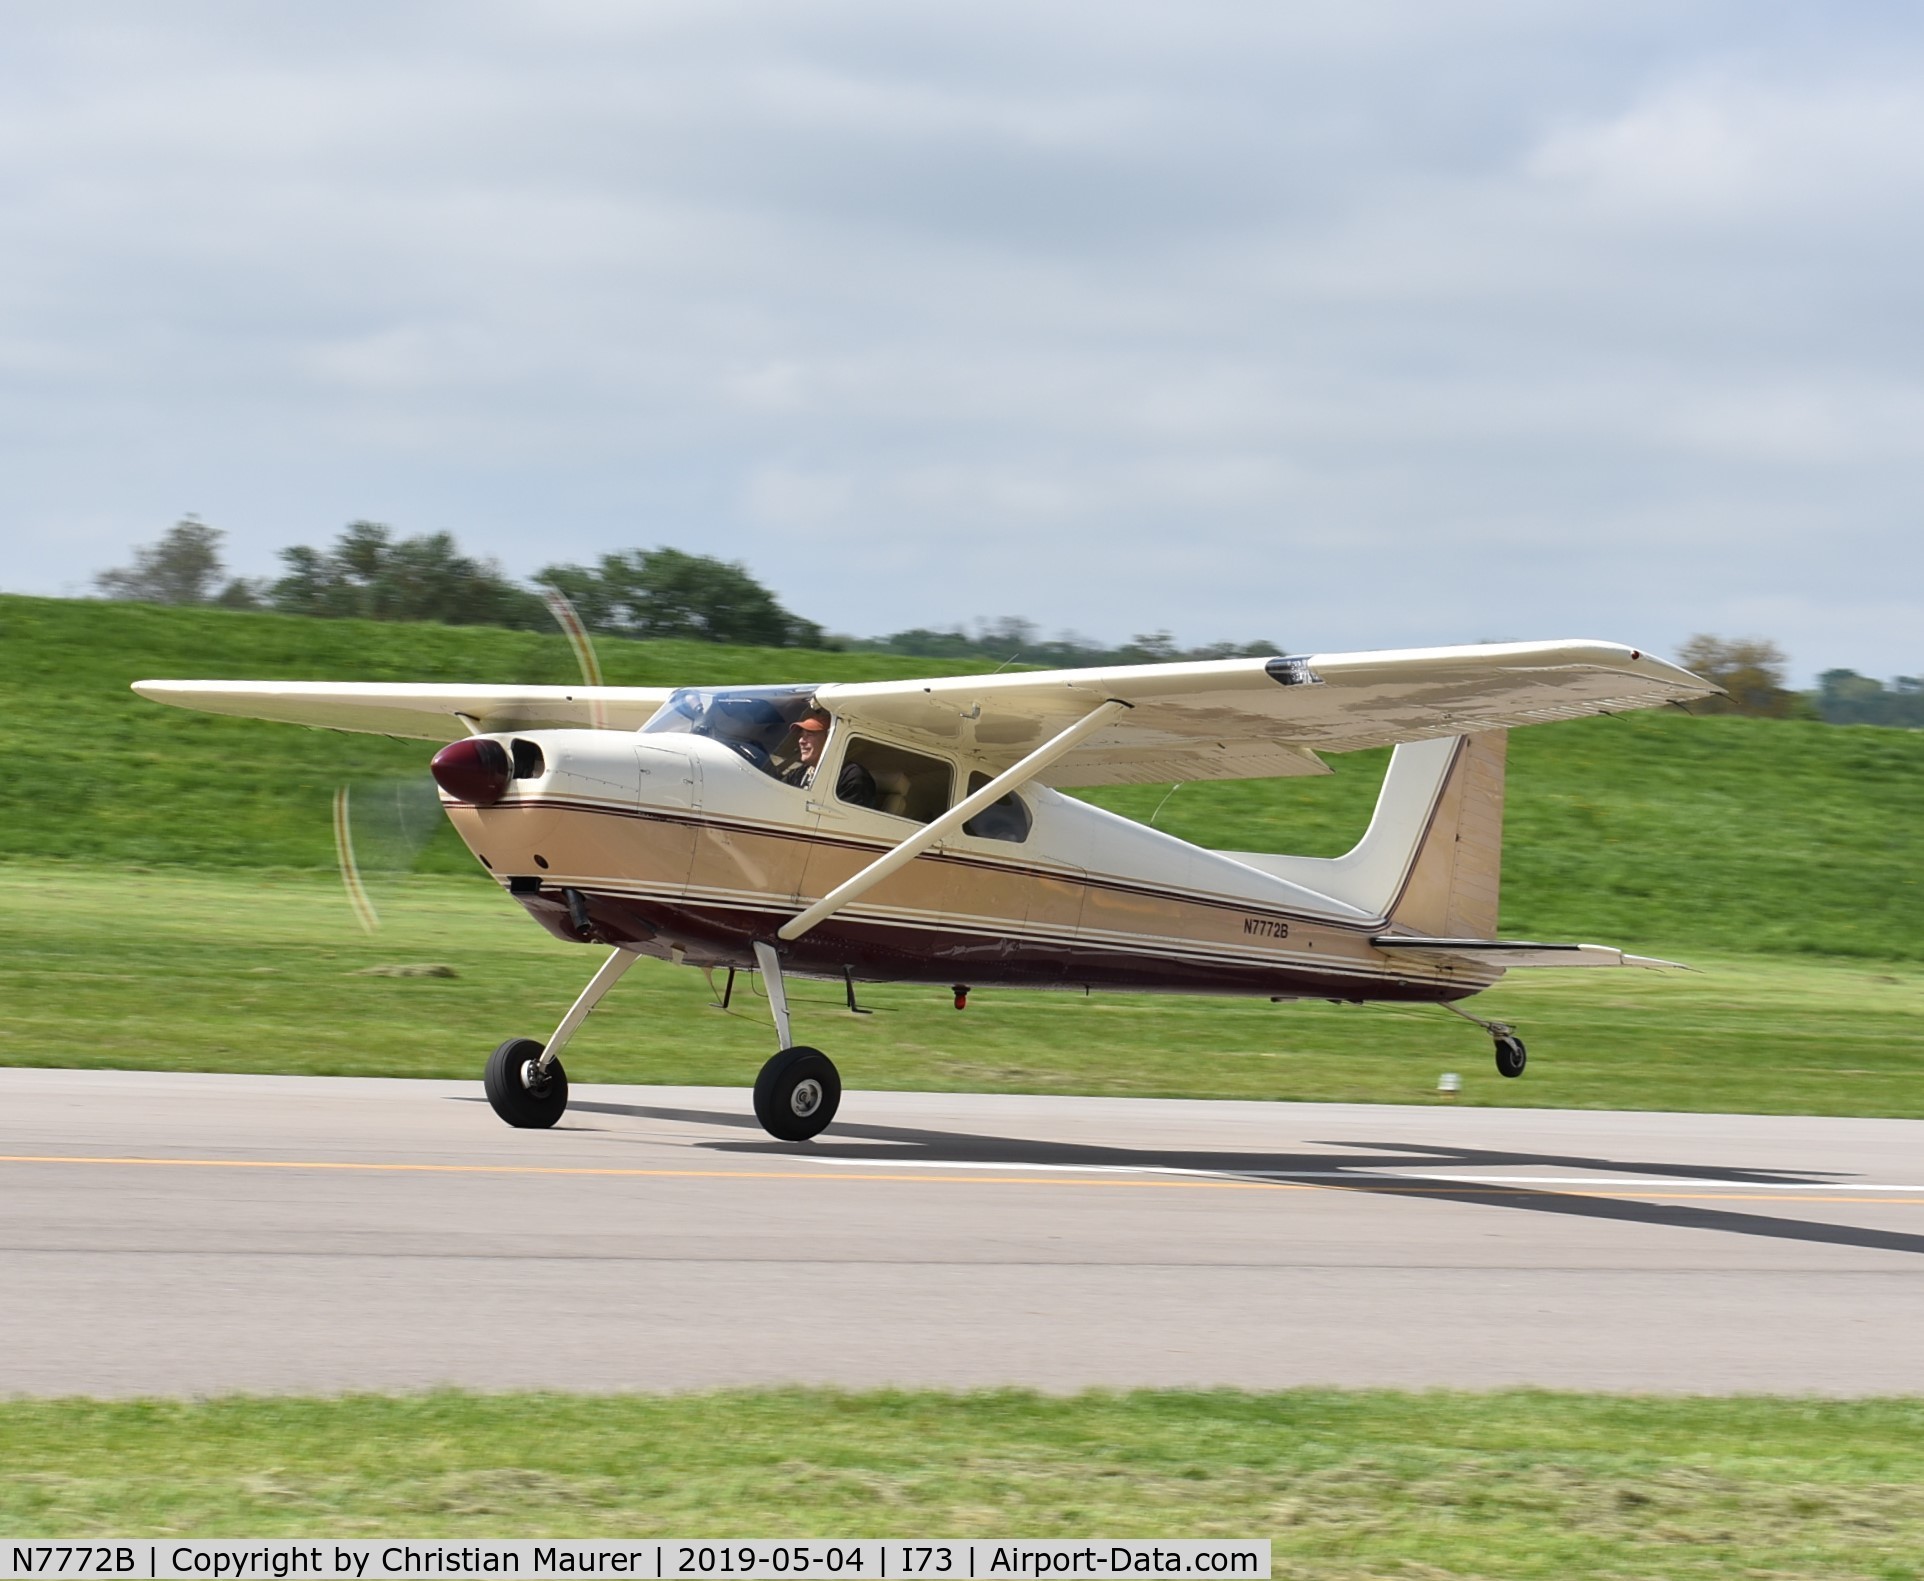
780 708 878 808
779 709 829 786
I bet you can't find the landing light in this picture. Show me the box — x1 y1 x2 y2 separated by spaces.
431 737 513 805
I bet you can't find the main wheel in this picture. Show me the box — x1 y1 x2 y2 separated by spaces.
484 1036 570 1128
754 1046 841 1141
1494 1035 1527 1079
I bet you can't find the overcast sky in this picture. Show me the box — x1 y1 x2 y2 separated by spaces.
3 2 1921 679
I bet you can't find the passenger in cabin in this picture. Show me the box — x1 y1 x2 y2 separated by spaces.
780 709 879 808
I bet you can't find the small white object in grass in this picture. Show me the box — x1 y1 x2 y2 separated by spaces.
1437 1071 1461 1096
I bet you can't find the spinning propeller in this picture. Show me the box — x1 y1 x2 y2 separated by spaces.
331 590 602 930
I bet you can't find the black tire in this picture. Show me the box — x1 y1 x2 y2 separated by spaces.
485 1036 569 1128
753 1046 841 1141
1494 1035 1527 1079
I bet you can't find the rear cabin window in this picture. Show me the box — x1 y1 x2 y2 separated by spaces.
839 738 953 823
961 771 1032 843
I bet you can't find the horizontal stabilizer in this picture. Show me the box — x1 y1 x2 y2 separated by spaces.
1371 936 1686 970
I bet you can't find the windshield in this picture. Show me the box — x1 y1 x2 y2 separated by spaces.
640 685 822 775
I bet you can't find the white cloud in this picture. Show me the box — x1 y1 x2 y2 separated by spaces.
1 3 1921 682
1528 72 1924 224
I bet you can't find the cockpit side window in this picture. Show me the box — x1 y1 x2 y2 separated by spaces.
640 685 820 778
961 771 1032 843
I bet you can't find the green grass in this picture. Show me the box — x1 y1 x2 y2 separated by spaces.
3 594 1921 1112
6 595 1924 959
3 1389 1922 1578
5 865 1921 1115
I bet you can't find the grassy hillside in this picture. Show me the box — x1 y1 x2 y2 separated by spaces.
5 594 1924 959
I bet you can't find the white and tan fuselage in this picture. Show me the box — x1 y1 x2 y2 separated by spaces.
442 729 1505 1005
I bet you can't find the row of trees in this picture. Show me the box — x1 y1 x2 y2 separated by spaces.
539 548 822 649
1813 669 1924 728
91 519 1275 659
1674 636 1804 718
95 519 825 648
273 523 547 630
1641 636 1924 726
93 517 262 610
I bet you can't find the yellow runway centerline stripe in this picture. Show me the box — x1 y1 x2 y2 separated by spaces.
0 1153 1310 1187
2 1154 1923 1205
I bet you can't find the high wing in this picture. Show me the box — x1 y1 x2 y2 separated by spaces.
816 639 1716 787
130 680 676 739
133 639 1714 782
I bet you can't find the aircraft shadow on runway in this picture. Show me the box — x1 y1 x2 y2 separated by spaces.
557 1098 1924 1260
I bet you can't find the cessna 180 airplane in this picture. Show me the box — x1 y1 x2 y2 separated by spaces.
136 639 1715 1140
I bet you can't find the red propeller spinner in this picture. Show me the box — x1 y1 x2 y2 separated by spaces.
430 737 513 805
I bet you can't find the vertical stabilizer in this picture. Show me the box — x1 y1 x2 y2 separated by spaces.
1380 731 1506 937
1214 730 1506 930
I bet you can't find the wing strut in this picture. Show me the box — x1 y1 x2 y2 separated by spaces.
776 698 1132 943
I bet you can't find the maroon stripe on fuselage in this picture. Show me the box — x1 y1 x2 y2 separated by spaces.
515 887 1476 1004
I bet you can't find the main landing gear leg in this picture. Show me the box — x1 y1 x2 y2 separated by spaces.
1442 1000 1528 1079
484 946 641 1128
751 941 841 1143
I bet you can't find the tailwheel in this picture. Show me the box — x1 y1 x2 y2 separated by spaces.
485 1036 570 1128
754 1046 841 1141
1494 1034 1528 1079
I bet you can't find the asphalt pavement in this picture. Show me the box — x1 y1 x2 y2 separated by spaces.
3 1068 1921 1396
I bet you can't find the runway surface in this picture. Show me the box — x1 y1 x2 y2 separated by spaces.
3 1067 1923 1396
